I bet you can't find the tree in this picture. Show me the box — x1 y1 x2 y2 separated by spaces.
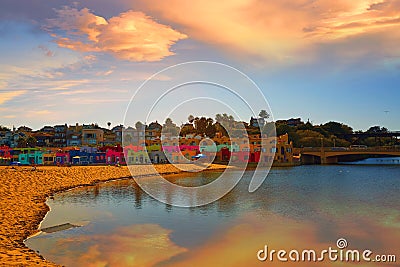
188 115 194 124
194 117 208 136
17 137 27 148
322 121 353 137
135 121 144 131
259 110 270 120
204 118 216 138
214 122 228 137
123 133 133 146
180 124 196 136
163 118 180 136
164 118 173 126
26 136 37 147
367 126 388 133
297 121 313 131
262 122 276 137
215 114 223 123
107 122 111 129
17 136 37 148
276 124 292 137
0 125 10 131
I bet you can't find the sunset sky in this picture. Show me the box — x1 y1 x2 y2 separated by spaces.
0 0 399 130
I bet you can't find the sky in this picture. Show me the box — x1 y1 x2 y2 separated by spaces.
0 0 399 131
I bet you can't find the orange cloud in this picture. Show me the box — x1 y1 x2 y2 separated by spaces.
131 0 400 62
0 90 26 105
46 7 187 62
49 224 187 267
163 211 400 267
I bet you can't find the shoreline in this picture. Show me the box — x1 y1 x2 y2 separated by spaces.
0 164 228 266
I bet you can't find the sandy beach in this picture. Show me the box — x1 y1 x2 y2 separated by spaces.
0 164 227 266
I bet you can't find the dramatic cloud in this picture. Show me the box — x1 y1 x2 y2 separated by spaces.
49 224 187 267
163 211 400 267
132 0 400 63
45 7 188 61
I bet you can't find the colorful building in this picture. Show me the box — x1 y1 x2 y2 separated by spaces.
145 121 162 140
125 148 150 164
106 149 126 165
273 134 293 164
148 151 167 164
55 151 69 165
18 148 43 165
82 127 104 146
42 152 56 165
0 146 12 165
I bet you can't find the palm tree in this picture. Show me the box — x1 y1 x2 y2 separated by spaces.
259 110 270 120
215 114 222 123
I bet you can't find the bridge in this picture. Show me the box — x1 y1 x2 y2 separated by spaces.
299 147 400 164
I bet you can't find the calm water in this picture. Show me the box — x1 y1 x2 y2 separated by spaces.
26 165 400 267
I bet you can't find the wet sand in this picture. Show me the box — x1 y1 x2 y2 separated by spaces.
0 164 227 266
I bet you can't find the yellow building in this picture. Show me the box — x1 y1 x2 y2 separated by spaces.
126 149 150 164
42 152 56 165
274 134 293 164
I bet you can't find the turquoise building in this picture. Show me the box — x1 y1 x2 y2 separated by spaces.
18 148 43 165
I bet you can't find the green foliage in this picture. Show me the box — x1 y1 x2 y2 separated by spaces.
135 121 144 130
276 123 293 136
275 120 358 147
262 122 276 137
180 124 195 136
204 118 216 138
188 115 194 124
0 125 11 131
163 118 180 136
259 110 270 119
367 126 388 133
17 136 37 148
214 122 228 137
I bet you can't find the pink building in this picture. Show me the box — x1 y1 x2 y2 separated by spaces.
106 149 126 165
179 145 199 152
55 151 69 164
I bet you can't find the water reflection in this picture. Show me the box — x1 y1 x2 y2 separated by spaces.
26 166 400 267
